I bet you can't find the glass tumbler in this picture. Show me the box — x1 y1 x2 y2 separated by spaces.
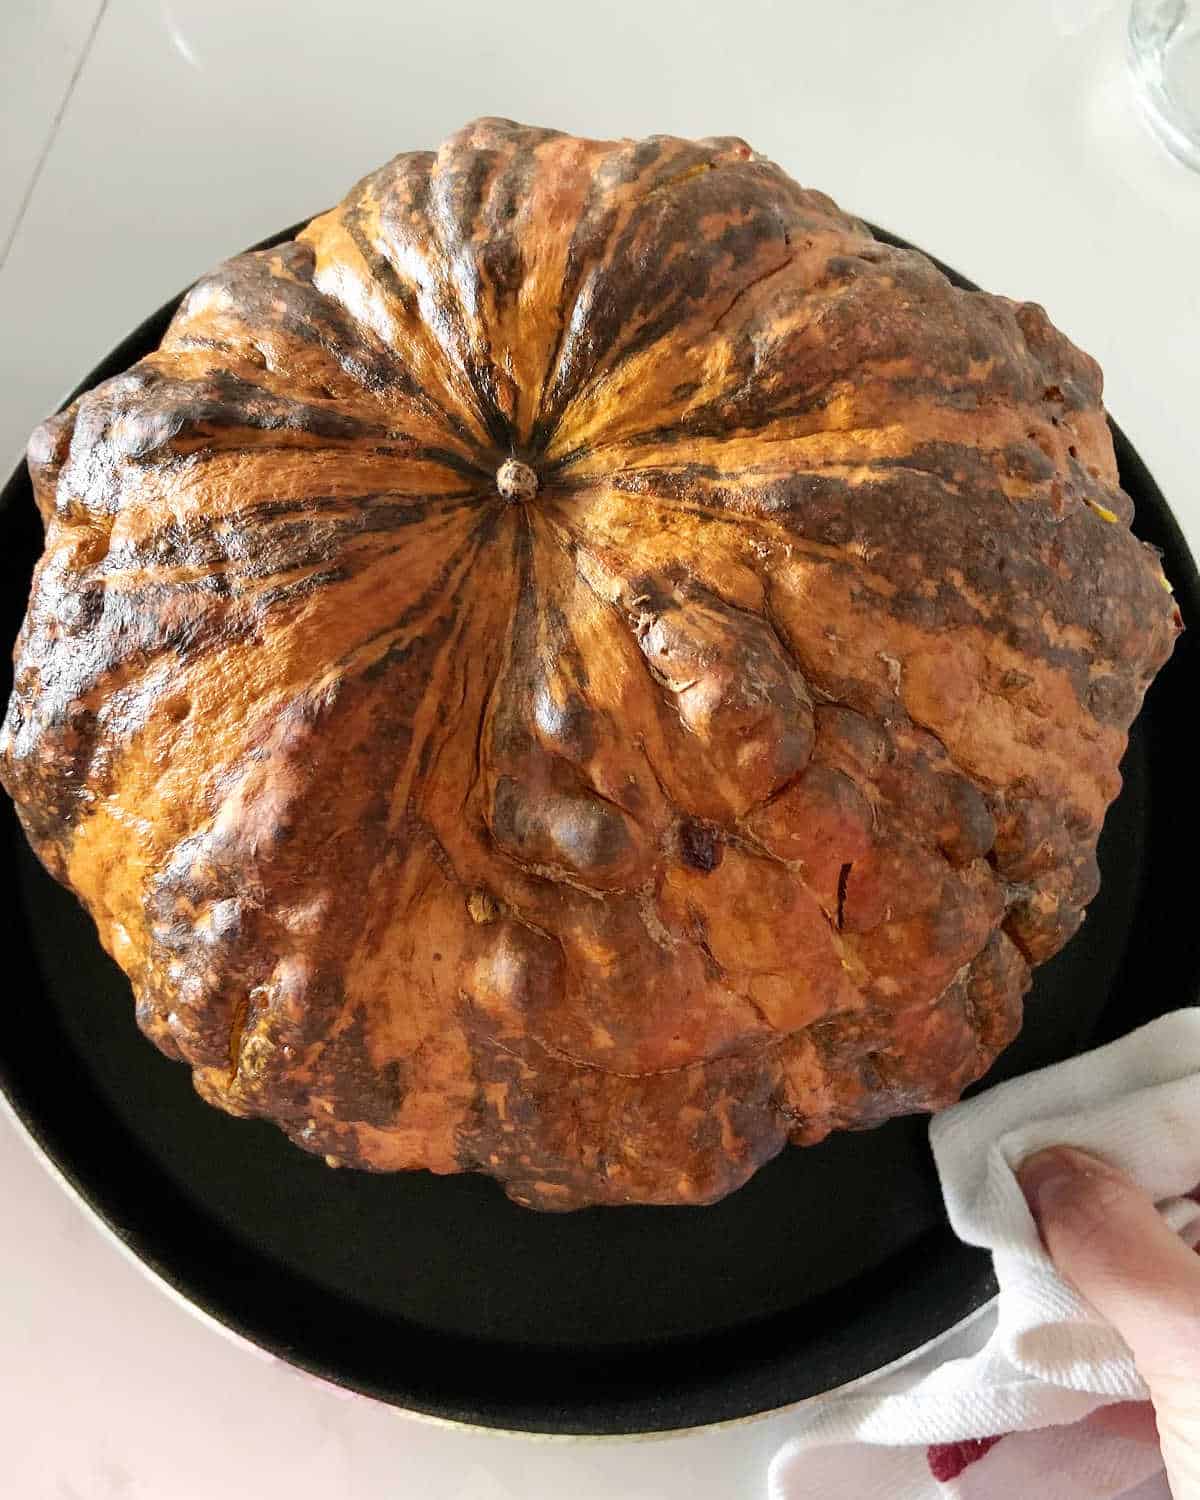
1129 0 1200 169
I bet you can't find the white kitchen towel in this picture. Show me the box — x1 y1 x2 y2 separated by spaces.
768 1009 1200 1500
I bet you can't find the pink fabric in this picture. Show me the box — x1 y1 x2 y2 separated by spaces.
926 1436 1004 1482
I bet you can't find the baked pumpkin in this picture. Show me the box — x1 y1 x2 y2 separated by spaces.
1 118 1180 1210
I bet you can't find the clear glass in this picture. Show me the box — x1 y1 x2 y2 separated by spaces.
1129 0 1200 169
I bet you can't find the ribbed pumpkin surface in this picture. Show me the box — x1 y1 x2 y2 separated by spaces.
0 119 1179 1208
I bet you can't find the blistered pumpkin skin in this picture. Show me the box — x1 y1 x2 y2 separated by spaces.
1 120 1180 1209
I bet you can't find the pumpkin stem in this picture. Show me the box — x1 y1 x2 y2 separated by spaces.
496 458 539 503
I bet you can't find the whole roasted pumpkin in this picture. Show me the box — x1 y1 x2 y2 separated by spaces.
1 119 1180 1210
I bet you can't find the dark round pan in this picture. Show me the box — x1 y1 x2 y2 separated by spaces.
2 224 1197 1436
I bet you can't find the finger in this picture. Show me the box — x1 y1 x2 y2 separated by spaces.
1087 1401 1160 1445
1017 1147 1200 1390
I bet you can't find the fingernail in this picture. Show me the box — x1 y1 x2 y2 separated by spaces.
1017 1146 1109 1221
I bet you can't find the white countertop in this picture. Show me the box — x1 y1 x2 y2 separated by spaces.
1 0 1196 1494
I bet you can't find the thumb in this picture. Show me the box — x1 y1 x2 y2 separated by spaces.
1018 1146 1200 1498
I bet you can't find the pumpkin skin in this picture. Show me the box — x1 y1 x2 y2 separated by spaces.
1 118 1180 1210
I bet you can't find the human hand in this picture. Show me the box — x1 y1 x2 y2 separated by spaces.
1018 1147 1200 1500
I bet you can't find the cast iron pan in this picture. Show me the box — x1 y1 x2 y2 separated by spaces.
2 223 1198 1436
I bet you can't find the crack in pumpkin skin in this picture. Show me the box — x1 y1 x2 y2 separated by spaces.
0 117 1180 1210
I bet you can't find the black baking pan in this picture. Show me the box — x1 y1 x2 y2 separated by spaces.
2 223 1197 1436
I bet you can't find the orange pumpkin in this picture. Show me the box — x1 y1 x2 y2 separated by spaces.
0 119 1179 1209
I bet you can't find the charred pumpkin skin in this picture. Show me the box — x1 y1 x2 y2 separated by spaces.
1 119 1180 1210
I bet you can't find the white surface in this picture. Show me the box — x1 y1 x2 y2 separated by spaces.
1 0 1197 1495
0 0 106 257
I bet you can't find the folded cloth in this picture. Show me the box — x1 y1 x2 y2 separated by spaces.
768 1009 1200 1500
